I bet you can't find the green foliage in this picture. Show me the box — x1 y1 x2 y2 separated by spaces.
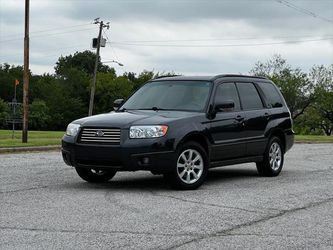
251 56 333 135
94 73 134 114
0 52 331 136
309 64 333 135
0 98 9 127
55 50 115 76
293 107 325 135
251 55 314 120
0 64 24 101
29 100 50 130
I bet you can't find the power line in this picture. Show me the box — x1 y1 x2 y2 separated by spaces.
0 44 89 58
1 47 92 66
275 0 333 24
4 23 93 39
0 27 96 43
108 37 333 48
103 29 122 64
112 34 333 43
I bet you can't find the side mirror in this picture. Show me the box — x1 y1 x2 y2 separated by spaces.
113 98 124 111
214 101 235 112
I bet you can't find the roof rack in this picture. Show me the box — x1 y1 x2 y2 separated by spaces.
213 74 267 80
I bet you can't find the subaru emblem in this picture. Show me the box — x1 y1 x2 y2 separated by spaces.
95 130 104 137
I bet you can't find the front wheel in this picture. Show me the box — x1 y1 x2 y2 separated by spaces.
256 137 284 177
75 167 117 183
164 142 208 190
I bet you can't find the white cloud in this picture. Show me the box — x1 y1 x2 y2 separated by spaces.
0 0 332 75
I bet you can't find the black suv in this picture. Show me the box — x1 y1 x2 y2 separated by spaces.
62 74 294 189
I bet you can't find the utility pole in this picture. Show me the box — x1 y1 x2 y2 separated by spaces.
88 18 109 116
12 80 19 139
22 0 30 143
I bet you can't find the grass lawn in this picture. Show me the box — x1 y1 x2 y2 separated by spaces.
0 130 332 148
294 135 333 143
0 130 64 148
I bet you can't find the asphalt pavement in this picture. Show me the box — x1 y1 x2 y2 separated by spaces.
1 144 332 249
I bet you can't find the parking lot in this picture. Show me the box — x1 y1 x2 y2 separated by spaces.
1 144 332 249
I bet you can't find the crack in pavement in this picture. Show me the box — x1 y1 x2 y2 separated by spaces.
150 192 269 215
224 232 329 240
164 196 333 250
0 225 204 238
0 185 49 194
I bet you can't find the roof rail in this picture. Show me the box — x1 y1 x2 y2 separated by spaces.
213 74 268 80
154 74 182 79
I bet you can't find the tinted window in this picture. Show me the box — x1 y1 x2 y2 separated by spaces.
236 82 263 110
257 82 283 108
214 83 241 111
122 81 212 112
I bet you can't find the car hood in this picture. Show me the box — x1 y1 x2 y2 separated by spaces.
73 110 201 128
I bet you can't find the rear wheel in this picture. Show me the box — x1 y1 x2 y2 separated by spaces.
164 142 208 190
75 167 117 183
256 136 284 177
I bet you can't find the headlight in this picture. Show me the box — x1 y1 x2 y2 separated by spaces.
129 125 168 138
66 123 80 136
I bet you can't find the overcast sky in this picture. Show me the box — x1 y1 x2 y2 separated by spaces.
0 0 332 76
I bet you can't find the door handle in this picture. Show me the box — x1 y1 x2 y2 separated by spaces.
264 112 270 120
235 115 244 122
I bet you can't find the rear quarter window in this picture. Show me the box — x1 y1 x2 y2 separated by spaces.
257 82 283 108
236 82 264 110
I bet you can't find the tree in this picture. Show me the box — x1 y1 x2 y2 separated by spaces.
250 55 314 120
94 73 134 114
53 50 117 114
0 98 9 128
54 50 115 77
0 64 24 102
309 64 333 135
294 106 330 135
123 70 177 92
29 100 50 130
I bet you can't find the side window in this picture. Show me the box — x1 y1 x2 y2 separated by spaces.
214 83 241 112
256 82 283 108
236 82 263 110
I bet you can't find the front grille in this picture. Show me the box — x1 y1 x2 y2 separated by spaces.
78 128 121 144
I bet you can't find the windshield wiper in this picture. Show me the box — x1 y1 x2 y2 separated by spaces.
139 107 167 111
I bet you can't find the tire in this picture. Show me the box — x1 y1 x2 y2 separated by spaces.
256 136 284 177
75 167 117 183
164 141 208 190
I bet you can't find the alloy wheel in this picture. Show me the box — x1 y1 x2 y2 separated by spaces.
269 142 282 171
177 149 204 184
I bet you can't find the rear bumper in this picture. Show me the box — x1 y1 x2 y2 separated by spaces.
285 129 295 152
61 135 176 173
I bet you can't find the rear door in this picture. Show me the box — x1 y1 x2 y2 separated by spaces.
236 82 270 156
209 82 246 161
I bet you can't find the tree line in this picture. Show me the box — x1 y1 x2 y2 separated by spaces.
0 51 332 135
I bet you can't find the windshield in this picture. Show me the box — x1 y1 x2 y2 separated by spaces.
121 81 212 112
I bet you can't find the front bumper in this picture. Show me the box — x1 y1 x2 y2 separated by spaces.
61 134 176 173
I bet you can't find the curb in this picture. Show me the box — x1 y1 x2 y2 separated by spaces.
295 141 333 144
0 145 61 154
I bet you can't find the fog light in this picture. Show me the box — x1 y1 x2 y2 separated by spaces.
142 157 149 164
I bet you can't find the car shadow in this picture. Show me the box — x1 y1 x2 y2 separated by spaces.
207 167 259 183
62 166 260 191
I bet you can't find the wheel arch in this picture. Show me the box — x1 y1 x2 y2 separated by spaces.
177 132 210 156
269 129 286 151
